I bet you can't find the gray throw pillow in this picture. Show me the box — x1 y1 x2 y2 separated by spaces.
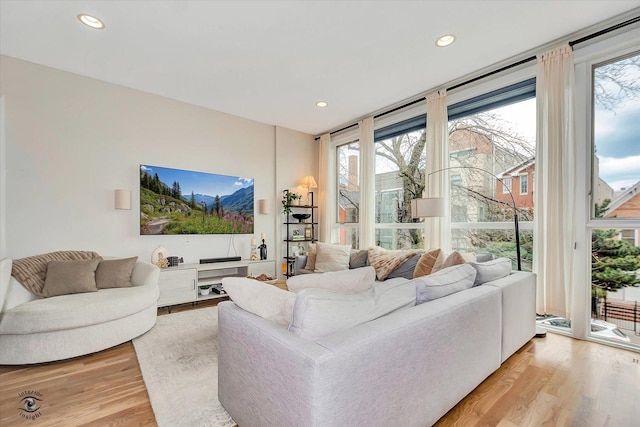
415 263 476 304
95 256 138 289
468 257 512 286
349 249 369 269
42 258 102 297
386 253 422 280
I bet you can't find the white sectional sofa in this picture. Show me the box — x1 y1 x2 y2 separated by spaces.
0 257 160 365
218 269 536 427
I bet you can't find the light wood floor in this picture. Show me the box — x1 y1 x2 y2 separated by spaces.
1 300 638 427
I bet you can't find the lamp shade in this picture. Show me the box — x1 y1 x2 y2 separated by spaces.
258 199 271 214
411 198 445 218
301 175 318 189
114 189 131 210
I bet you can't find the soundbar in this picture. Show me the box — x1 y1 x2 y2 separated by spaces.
200 256 242 264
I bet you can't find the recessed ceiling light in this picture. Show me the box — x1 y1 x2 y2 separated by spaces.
435 34 456 47
316 101 328 108
77 14 105 30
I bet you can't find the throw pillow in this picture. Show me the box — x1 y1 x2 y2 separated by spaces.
415 263 476 304
304 243 317 271
367 246 423 280
314 242 351 273
222 277 296 327
289 278 416 340
413 248 445 278
11 250 101 296
42 258 102 297
468 257 512 286
286 266 376 294
349 249 369 269
441 251 474 269
386 253 422 280
95 256 138 289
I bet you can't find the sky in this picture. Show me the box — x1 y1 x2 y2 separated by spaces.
594 98 640 191
140 165 253 198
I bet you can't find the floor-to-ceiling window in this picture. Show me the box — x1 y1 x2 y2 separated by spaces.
446 81 536 270
374 117 426 249
589 51 640 348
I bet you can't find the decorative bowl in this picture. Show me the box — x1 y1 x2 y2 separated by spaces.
292 213 311 222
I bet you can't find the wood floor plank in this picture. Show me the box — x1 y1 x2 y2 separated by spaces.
1 301 638 426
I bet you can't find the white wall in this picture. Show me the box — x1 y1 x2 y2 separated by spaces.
0 56 316 264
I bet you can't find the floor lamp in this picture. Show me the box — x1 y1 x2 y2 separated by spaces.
411 166 522 271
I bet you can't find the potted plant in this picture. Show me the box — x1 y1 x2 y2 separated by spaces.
198 284 212 296
282 190 302 215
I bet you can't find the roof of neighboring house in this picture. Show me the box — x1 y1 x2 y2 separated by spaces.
496 157 535 179
604 181 640 217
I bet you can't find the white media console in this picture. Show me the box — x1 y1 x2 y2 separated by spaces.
157 259 275 310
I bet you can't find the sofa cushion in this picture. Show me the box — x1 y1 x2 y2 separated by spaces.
222 277 296 327
386 254 422 280
0 283 158 335
367 246 423 280
287 266 376 294
415 264 476 304
349 249 369 269
11 250 101 296
42 258 102 297
304 243 317 271
289 278 415 340
96 257 138 289
314 242 351 273
468 257 512 286
413 248 445 278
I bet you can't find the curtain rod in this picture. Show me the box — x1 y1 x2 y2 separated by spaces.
320 14 640 139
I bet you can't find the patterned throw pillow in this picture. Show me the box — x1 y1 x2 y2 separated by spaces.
367 246 423 281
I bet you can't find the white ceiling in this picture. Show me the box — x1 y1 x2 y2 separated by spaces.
1 1 639 135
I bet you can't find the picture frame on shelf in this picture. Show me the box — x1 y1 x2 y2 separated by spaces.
304 227 313 239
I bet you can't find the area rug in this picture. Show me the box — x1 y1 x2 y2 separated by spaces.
132 307 235 427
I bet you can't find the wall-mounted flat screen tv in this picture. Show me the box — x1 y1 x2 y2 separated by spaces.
140 164 254 235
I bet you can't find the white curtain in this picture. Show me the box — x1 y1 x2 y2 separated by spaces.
318 133 334 243
358 117 375 248
534 44 576 319
425 89 449 251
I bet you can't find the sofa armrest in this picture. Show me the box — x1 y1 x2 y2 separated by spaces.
483 271 536 362
131 261 160 288
218 301 331 427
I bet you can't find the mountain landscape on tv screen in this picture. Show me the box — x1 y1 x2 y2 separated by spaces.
139 165 254 235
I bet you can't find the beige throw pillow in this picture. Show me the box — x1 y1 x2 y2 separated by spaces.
222 277 296 327
304 243 317 270
314 242 351 273
42 258 102 297
441 251 472 269
11 250 101 296
413 248 445 278
95 257 138 289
